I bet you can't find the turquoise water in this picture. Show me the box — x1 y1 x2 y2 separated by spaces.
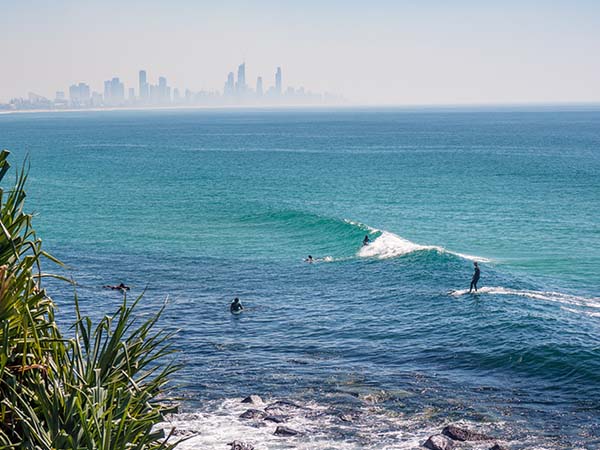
1 108 599 448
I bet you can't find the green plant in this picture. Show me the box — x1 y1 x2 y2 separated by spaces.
0 150 182 449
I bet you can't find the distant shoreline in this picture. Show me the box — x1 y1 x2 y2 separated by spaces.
1 102 600 116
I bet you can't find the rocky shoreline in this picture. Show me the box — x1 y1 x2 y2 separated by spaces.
168 394 512 450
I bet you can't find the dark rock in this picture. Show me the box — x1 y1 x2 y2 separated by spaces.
228 441 254 450
489 445 508 450
264 415 287 423
239 409 267 420
423 434 454 450
274 426 301 437
241 395 263 405
442 424 493 442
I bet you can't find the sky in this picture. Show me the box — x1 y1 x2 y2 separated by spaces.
1 0 599 105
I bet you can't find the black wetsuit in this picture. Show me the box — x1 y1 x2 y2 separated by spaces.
230 302 243 313
470 267 481 292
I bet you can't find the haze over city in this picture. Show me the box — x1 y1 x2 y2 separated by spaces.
1 0 599 105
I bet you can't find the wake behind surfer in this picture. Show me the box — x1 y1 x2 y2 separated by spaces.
362 235 370 246
230 297 244 314
469 262 481 293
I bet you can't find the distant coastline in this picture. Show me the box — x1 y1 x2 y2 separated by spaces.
1 101 600 116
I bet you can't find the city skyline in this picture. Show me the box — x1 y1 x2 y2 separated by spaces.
2 63 342 111
1 1 599 105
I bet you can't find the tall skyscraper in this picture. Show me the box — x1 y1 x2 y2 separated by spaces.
256 77 263 96
224 72 235 96
158 76 170 104
110 77 125 105
139 70 148 101
275 67 282 95
236 63 246 93
103 81 111 103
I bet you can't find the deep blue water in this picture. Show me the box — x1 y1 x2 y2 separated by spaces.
0 108 599 449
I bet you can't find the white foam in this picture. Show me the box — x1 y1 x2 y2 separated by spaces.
451 286 600 310
357 230 490 262
160 397 447 450
358 231 430 259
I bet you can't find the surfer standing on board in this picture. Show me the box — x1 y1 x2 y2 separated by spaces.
362 235 370 246
469 262 481 293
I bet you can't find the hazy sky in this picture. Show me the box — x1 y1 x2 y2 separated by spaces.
1 0 599 104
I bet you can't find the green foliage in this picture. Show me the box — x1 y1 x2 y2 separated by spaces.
0 151 182 449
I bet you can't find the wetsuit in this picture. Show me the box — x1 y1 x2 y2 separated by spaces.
470 267 481 292
230 302 243 313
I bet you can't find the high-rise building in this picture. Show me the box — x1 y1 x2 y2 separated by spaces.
128 88 135 101
139 70 148 101
224 72 235 96
275 67 282 95
236 63 246 93
78 83 90 102
69 84 80 103
55 91 65 101
158 76 170 104
69 83 90 106
109 77 125 105
104 81 111 103
256 77 263 96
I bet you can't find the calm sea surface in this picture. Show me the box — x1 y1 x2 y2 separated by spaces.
1 108 599 449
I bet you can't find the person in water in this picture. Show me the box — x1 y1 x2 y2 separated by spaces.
103 282 130 291
362 235 371 246
305 255 314 263
469 262 481 293
230 297 244 313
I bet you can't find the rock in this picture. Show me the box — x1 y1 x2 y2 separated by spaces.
239 409 267 420
442 424 493 442
227 441 254 450
423 434 455 450
241 395 263 405
489 445 508 450
264 415 287 423
273 425 301 437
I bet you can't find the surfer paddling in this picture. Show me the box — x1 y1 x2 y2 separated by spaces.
305 255 314 263
230 297 244 314
469 262 481 293
103 282 130 292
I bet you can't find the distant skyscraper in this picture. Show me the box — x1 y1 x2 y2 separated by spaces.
256 77 263 96
69 82 90 106
109 77 125 105
275 67 282 95
78 83 90 102
158 76 170 104
128 88 135 101
224 72 235 96
69 84 79 102
139 70 148 101
236 63 246 93
104 80 111 103
55 91 65 101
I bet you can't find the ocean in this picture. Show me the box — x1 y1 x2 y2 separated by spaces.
0 107 599 449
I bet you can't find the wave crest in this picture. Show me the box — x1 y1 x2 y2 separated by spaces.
357 229 489 262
